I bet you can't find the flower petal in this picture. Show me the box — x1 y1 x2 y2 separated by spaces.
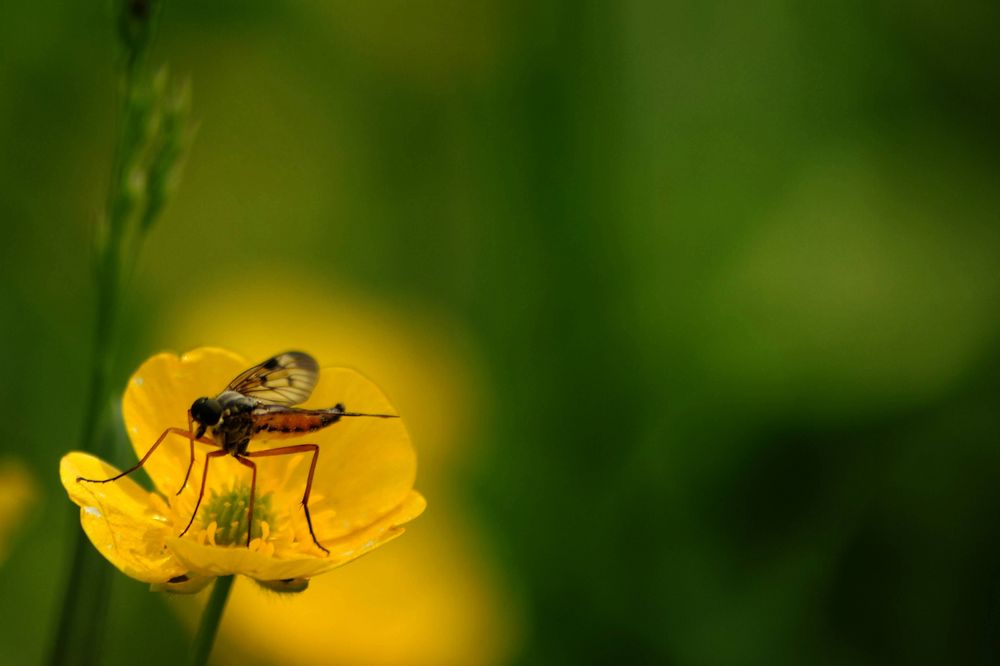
59 452 186 583
166 491 425 579
290 367 419 541
165 537 330 580
122 348 247 498
306 490 427 576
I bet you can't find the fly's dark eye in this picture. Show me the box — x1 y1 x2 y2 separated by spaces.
190 397 222 426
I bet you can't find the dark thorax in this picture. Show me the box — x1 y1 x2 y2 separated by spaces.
213 390 257 455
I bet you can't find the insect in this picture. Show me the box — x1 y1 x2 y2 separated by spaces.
76 351 397 554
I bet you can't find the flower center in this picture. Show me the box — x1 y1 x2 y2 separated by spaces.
199 482 274 546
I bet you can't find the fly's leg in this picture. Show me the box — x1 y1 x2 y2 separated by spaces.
179 449 228 538
76 427 217 485
245 444 328 555
235 456 257 548
175 412 198 496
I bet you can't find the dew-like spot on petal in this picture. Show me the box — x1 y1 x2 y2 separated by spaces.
133 376 144 386
84 506 102 518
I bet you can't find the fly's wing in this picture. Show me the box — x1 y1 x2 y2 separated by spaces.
226 351 320 406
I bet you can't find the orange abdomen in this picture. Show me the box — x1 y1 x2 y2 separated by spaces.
252 407 340 440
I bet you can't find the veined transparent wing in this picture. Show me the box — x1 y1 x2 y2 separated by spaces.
226 351 319 406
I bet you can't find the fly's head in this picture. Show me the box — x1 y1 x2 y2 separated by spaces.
190 397 222 438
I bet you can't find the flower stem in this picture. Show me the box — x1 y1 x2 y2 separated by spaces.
190 576 235 666
50 2 183 665
47 61 137 666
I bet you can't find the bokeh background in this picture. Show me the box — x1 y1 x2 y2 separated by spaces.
3 2 1000 665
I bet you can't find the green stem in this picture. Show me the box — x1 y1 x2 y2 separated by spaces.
190 576 235 666
49 4 164 665
48 237 123 666
84 253 120 457
47 166 122 666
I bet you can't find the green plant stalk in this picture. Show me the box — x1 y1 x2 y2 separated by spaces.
49 259 120 666
49 3 165 665
190 576 235 666
47 89 132 666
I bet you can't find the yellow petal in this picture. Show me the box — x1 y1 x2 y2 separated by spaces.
291 367 418 541
165 537 329 580
306 490 427 576
59 452 186 583
122 348 247 498
166 491 425 579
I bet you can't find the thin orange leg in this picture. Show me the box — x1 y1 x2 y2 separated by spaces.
76 427 217 485
179 449 228 538
235 456 257 547
175 412 198 496
245 444 327 555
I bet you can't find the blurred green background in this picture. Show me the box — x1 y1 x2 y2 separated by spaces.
2 1 1000 665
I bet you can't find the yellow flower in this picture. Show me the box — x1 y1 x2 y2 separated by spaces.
60 347 425 592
